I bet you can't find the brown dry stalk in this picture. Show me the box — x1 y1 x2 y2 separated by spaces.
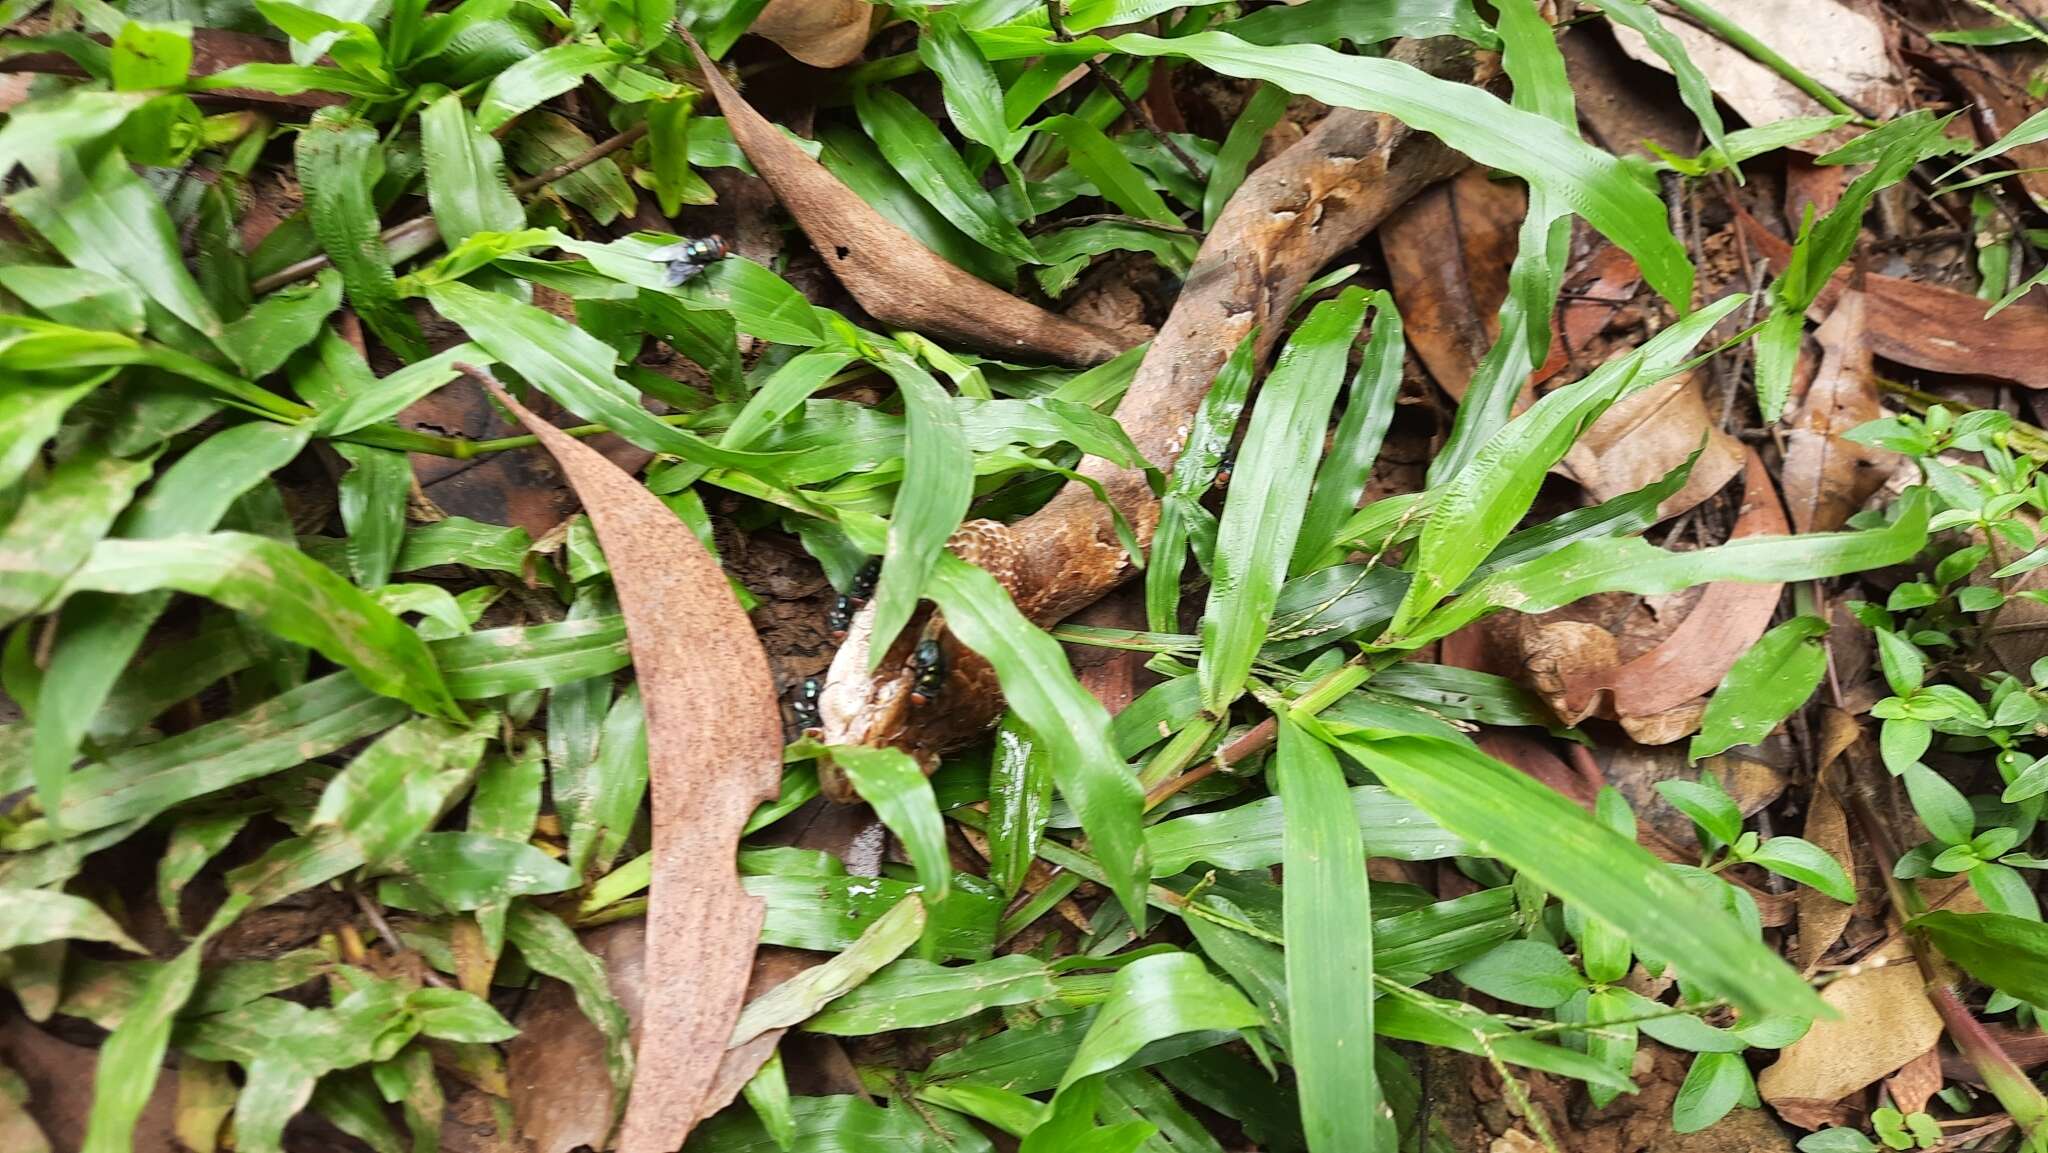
460 365 782 1148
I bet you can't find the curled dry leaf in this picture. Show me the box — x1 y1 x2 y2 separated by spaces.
471 369 783 1149
1781 289 1892 534
752 0 875 69
1758 939 1942 1113
680 30 1125 366
1539 449 1790 739
1609 0 1904 153
1738 211 2048 390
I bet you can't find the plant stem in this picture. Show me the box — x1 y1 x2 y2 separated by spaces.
1661 0 1872 124
1043 0 1207 182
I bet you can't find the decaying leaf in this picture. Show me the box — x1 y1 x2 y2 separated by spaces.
681 30 1126 365
1781 289 1892 533
752 0 874 69
1739 211 2048 389
1560 369 1745 523
472 369 782 1149
1380 167 1524 402
1608 0 1905 153
1532 450 1791 740
1792 710 1861 974
1757 940 1941 1111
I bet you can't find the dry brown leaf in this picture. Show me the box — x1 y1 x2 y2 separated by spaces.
1561 370 1746 523
1782 290 1892 534
752 0 873 68
1609 0 1904 153
1554 450 1790 731
1885 1048 1943 1117
476 371 782 1149
681 31 1126 366
1556 24 1698 160
1758 939 1942 1110
1380 167 1524 401
1794 712 1861 974
1738 211 2048 389
1476 729 1601 809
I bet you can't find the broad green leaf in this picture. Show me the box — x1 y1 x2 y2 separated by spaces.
1043 114 1180 227
195 63 400 99
1656 778 1742 846
309 712 495 869
866 350 973 663
0 889 143 953
505 904 633 1108
0 265 144 335
1746 837 1855 904
855 84 1040 265
1394 294 1744 634
10 142 224 347
1903 762 1973 845
433 614 631 697
0 88 152 179
746 871 1000 960
158 811 255 925
1592 0 1732 178
1453 939 1585 1008
806 954 1058 1035
475 42 618 131
1293 293 1402 574
986 713 1055 899
1690 616 1828 760
920 9 1015 157
297 108 427 361
421 90 524 246
1148 329 1258 630
691 1094 992 1153
1058 952 1265 1091
827 744 951 902
0 448 152 630
1914 909 2048 1005
1200 289 1369 711
1276 716 1375 1153
1389 488 1931 648
1219 0 1494 47
1146 785 1466 876
562 682 646 874
305 338 491 435
1671 1051 1754 1133
928 552 1149 922
645 92 712 216
62 533 462 721
730 895 927 1044
220 270 344 378
334 444 410 590
507 112 637 223
1095 30 1693 306
397 830 574 910
1332 732 1827 1019
0 377 107 491
1203 82 1287 230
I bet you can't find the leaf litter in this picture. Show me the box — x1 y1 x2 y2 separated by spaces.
9 1 2048 1151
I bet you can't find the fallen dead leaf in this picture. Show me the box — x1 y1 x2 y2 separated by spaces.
1557 24 1699 161
682 30 1126 366
1379 167 1524 403
1477 729 1602 810
751 0 873 68
1884 1047 1943 1117
1793 711 1862 974
1758 939 1942 1112
1738 210 2048 390
1560 369 1746 522
1533 450 1789 739
473 369 783 1149
0 1013 180 1153
1609 0 1904 153
1781 290 1893 534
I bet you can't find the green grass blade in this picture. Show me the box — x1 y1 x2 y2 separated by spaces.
866 349 974 664
0 447 152 632
1690 616 1829 760
1057 952 1266 1091
987 712 1055 899
1043 114 1181 227
928 552 1150 922
297 108 428 361
1276 716 1377 1152
1292 293 1402 575
1332 732 1826 1019
920 9 1015 158
1200 289 1369 712
420 90 524 246
1147 329 1258 631
855 84 1041 265
1593 0 1734 179
1203 82 1288 231
730 894 928 1043
333 444 410 590
62 532 462 721
827 744 953 902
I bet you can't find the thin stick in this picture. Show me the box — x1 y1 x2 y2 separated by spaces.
249 123 651 296
1044 0 1206 183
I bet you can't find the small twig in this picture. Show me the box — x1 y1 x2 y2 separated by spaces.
353 890 453 989
1142 715 1276 809
248 123 650 296
1044 0 1206 183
